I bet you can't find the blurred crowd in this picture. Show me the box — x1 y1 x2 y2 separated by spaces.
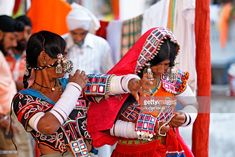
0 14 34 157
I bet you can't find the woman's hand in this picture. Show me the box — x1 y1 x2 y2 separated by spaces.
128 73 154 101
156 122 170 136
168 112 186 127
139 73 153 97
128 78 141 101
69 70 88 88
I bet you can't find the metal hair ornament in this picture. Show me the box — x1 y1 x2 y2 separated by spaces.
33 53 73 73
55 53 73 74
163 67 177 83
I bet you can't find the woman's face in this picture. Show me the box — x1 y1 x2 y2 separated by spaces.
38 52 65 79
46 58 66 79
151 59 170 77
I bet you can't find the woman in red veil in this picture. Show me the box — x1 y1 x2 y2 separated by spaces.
87 27 197 157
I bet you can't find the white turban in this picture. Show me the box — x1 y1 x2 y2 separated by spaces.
66 3 100 32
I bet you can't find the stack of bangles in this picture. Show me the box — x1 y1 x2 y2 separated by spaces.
110 116 164 141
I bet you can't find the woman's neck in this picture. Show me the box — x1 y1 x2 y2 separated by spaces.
152 76 161 86
148 76 161 94
32 70 61 93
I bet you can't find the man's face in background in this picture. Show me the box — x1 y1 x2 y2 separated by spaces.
70 28 88 47
0 32 17 55
15 26 32 53
15 31 27 53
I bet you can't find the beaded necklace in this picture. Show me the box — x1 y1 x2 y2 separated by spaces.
34 81 56 91
33 80 62 92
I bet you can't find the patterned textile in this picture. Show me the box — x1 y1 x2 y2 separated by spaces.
69 138 89 157
161 70 189 94
12 89 90 153
121 14 143 57
84 74 112 96
12 74 113 154
135 113 157 141
135 27 179 73
120 102 140 122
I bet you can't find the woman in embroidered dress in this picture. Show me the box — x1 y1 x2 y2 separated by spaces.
87 27 198 157
12 31 141 157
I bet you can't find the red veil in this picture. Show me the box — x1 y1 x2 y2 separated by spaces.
87 27 194 157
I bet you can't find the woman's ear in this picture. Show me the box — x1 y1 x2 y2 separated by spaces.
37 51 48 66
0 31 3 40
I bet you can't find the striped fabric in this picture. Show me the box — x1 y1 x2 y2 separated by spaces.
167 0 176 31
121 14 143 57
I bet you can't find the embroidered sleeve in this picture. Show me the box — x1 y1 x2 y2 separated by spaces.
161 69 189 95
84 74 113 96
119 102 141 122
12 93 53 130
83 74 114 103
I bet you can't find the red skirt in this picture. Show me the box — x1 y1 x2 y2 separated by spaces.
111 129 186 157
111 139 166 157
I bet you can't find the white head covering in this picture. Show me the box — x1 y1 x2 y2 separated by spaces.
66 3 100 32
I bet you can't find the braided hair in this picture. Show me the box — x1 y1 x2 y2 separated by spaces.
23 31 66 88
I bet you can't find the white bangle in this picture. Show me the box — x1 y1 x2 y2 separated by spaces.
28 112 45 132
110 120 138 138
121 74 140 93
109 74 140 94
69 82 82 92
179 105 197 127
50 82 82 124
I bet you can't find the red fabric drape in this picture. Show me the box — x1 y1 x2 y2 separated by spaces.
95 20 109 39
27 0 71 35
192 0 211 157
35 143 40 157
13 0 21 15
87 29 154 147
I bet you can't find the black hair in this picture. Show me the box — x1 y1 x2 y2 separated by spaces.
15 15 32 27
0 15 24 32
23 30 66 88
138 38 178 78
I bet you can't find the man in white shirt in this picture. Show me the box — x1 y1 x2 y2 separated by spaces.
64 3 115 157
64 3 114 75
